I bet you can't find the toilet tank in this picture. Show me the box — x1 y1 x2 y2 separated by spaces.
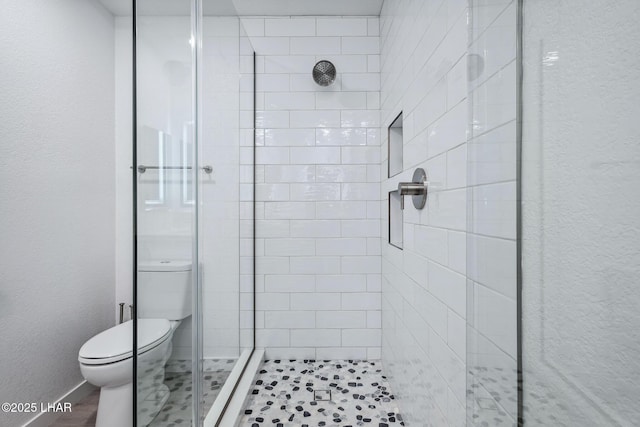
137 260 192 320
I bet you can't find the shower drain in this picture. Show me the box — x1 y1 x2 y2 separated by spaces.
313 390 331 401
477 397 498 410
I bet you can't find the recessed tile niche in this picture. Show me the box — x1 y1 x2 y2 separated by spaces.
388 191 403 249
387 112 403 178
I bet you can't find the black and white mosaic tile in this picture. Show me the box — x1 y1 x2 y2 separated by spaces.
467 365 578 426
467 365 518 426
148 358 236 427
240 360 404 427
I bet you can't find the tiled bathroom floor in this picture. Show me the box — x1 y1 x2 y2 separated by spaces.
467 365 573 426
239 360 404 426
52 359 235 427
148 358 236 427
467 365 518 426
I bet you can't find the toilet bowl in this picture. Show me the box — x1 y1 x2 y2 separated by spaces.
79 319 178 427
78 260 193 427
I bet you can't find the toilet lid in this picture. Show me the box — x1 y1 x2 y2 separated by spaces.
78 319 171 365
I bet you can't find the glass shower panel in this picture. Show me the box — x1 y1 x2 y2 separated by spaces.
199 11 243 415
466 0 519 425
135 1 254 424
198 9 256 411
198 6 255 423
135 0 197 425
521 1 640 425
238 22 256 358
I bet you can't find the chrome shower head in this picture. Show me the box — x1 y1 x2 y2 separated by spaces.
312 60 336 87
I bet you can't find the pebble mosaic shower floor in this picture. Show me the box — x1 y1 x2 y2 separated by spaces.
240 360 404 427
148 359 236 427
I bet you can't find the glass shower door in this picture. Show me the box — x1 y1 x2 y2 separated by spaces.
134 1 255 425
197 7 256 423
135 1 198 425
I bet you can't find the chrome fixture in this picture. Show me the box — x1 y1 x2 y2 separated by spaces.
397 168 428 210
119 302 125 324
312 60 337 87
135 165 212 174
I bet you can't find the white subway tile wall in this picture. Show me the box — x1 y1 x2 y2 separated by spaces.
467 0 519 424
380 0 469 425
242 16 381 361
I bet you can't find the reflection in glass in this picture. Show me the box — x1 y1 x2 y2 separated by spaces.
466 1 518 425
134 1 255 425
138 126 167 206
135 2 196 426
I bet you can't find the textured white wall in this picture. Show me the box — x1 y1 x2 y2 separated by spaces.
522 1 640 425
242 16 382 360
115 16 134 317
379 0 468 425
0 1 115 425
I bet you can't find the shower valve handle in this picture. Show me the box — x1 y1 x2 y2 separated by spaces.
398 168 428 210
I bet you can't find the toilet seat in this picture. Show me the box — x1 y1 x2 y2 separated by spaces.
79 319 171 365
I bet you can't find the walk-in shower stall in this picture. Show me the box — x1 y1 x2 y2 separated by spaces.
1 0 638 426
129 0 640 425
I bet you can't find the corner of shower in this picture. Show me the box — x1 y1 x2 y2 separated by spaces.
132 0 258 425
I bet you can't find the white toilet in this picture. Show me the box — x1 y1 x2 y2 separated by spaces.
78 260 192 427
